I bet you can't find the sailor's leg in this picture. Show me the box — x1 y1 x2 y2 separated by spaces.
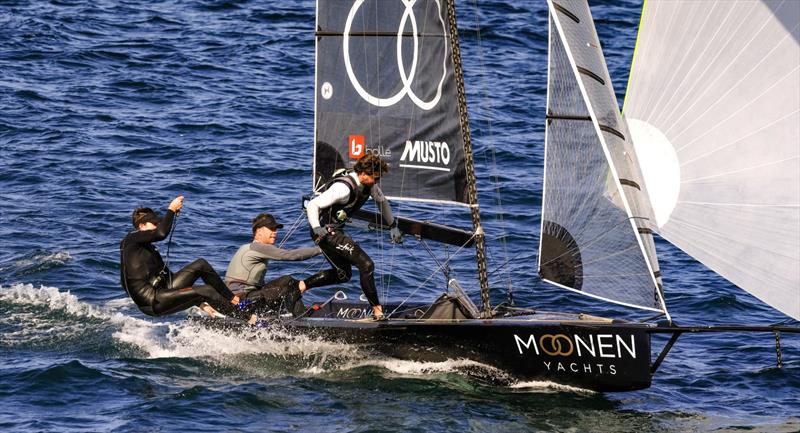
151 259 246 317
305 235 353 289
318 233 379 307
349 244 379 307
171 258 236 302
246 275 301 312
151 286 207 316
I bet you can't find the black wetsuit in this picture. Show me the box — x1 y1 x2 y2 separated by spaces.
304 175 382 307
239 275 306 317
119 209 240 317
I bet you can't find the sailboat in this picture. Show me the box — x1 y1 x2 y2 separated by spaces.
192 0 799 392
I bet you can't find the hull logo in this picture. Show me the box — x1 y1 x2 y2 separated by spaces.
342 0 448 110
540 334 574 356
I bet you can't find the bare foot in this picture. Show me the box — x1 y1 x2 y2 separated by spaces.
372 305 383 317
247 314 258 325
200 303 219 318
231 295 241 305
299 280 307 293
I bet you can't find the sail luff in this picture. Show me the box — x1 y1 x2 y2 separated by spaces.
313 0 321 191
537 15 554 287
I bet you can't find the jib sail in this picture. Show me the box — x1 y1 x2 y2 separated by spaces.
540 0 666 314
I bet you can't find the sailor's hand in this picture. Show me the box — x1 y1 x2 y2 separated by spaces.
313 226 328 243
169 195 184 213
390 226 403 244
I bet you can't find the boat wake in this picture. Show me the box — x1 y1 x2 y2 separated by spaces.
0 285 494 381
0 283 599 392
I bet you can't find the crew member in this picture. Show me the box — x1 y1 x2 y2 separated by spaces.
225 213 322 316
120 195 252 318
304 153 402 320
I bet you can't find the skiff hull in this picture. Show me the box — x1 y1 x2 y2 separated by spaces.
191 301 653 392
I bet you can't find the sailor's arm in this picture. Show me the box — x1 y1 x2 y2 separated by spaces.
371 185 395 226
250 242 322 261
372 186 403 243
306 183 351 229
128 209 176 244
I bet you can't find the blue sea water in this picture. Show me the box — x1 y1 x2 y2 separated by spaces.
1 1 798 432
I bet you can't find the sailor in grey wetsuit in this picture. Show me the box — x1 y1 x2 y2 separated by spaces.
304 154 402 319
119 196 251 318
225 213 321 315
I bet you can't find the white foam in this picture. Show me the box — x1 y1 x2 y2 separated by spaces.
0 283 363 363
510 380 595 394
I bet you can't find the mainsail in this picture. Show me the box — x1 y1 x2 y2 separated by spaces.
623 1 800 320
540 0 665 313
314 0 469 205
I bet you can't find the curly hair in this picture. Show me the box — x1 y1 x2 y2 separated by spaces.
353 153 389 177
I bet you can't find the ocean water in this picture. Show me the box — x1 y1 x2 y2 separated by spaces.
1 1 798 432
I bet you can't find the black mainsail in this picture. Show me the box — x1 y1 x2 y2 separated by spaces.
314 0 468 205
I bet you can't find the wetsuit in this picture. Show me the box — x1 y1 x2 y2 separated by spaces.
225 242 321 314
119 209 240 317
304 172 394 307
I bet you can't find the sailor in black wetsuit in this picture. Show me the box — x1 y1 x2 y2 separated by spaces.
119 195 252 318
304 154 403 320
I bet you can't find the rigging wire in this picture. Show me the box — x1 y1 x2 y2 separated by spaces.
469 0 514 303
388 231 477 317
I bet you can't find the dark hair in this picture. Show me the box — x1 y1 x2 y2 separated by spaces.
353 153 388 177
132 207 157 228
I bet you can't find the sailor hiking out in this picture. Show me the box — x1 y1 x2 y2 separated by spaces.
119 195 254 319
304 154 402 320
225 213 322 316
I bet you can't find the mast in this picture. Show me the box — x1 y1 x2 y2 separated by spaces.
445 0 491 318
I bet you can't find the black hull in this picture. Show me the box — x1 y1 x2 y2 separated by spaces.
191 300 653 392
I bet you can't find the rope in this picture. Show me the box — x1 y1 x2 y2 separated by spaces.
164 212 179 289
388 231 477 317
278 212 306 248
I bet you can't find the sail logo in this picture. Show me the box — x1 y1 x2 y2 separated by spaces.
513 333 637 359
347 135 392 159
399 140 451 172
342 0 448 110
349 135 365 158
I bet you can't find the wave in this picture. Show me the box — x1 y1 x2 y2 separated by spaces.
0 250 72 278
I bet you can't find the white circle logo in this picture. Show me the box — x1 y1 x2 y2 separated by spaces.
343 0 448 111
321 82 333 100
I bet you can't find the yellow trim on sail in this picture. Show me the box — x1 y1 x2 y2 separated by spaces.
621 0 647 116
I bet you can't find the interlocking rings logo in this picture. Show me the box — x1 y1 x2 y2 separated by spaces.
343 0 448 110
539 334 574 356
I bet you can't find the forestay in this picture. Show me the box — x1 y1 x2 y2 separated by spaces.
540 0 665 313
623 0 800 320
314 0 469 206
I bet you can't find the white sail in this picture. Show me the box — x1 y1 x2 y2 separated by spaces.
623 0 800 320
540 0 666 314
